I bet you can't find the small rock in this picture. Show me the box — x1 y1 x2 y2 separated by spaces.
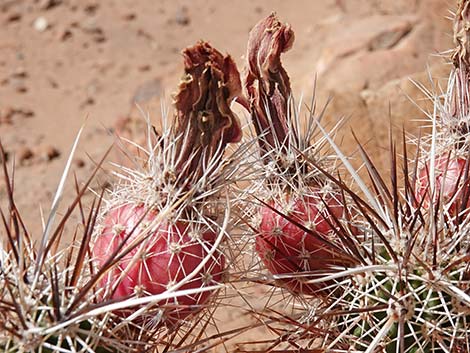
15 85 28 93
92 32 106 43
19 108 34 118
0 107 34 124
83 3 99 15
11 67 28 79
136 28 154 41
58 27 73 41
122 12 136 21
74 158 85 168
48 77 59 88
138 64 151 72
41 145 61 161
33 16 49 32
81 23 106 43
6 12 21 23
0 107 14 124
174 6 190 26
80 97 95 108
18 146 34 164
38 0 62 10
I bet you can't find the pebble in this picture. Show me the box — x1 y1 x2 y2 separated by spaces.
174 6 190 26
74 158 85 168
92 29 106 43
0 107 34 124
122 13 136 21
138 64 151 72
0 107 14 124
81 22 106 43
21 108 34 118
6 12 21 23
12 67 28 79
83 3 99 15
48 77 59 88
18 146 34 164
58 27 73 41
137 28 154 41
15 85 28 93
33 16 49 32
80 97 95 108
38 0 62 11
41 145 61 161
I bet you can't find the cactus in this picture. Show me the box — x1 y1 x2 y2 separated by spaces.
89 40 251 349
0 41 248 352
237 5 470 353
4 2 470 352
239 13 359 301
0 133 120 353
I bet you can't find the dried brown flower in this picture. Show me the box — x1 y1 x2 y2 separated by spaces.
172 41 243 183
245 13 296 159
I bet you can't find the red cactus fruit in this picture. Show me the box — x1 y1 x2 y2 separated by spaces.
255 188 355 296
416 155 470 216
92 204 224 322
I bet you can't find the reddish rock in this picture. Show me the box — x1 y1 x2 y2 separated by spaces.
74 158 85 168
17 146 34 164
41 145 61 161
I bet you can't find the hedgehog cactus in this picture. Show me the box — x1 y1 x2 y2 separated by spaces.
312 150 470 352
0 41 245 352
92 41 244 327
238 5 470 353
5 2 470 353
241 13 359 298
0 137 118 353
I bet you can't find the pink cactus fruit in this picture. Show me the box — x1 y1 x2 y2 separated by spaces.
416 155 470 217
255 189 355 295
93 204 224 321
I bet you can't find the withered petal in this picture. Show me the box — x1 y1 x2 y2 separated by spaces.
171 40 245 185
244 13 296 160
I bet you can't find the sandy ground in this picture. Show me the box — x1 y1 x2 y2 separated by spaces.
0 0 458 351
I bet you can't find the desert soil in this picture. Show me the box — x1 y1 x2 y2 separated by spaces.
0 0 457 351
